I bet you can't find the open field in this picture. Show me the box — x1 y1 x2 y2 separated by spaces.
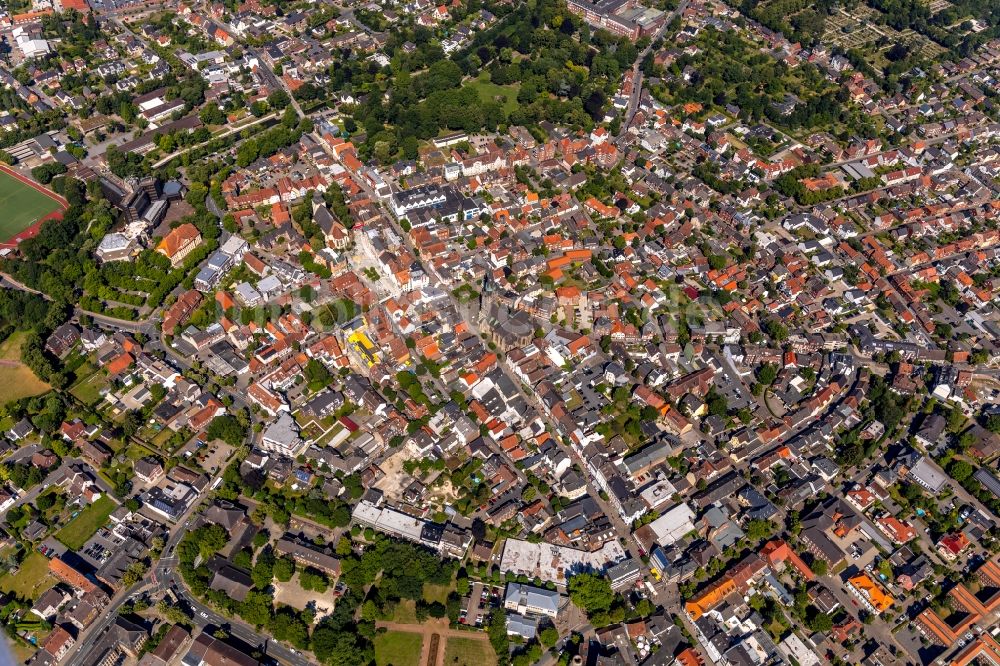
0 551 56 601
468 73 520 116
54 495 117 550
423 581 452 605
0 332 50 403
0 364 50 404
0 170 62 242
374 630 423 666
392 599 418 624
442 636 497 666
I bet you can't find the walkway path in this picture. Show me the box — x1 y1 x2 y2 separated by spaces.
0 272 159 335
374 620 492 666
150 111 278 168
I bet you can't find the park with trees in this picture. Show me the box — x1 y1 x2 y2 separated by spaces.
340 0 639 166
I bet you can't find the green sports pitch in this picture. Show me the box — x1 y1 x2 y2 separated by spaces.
0 169 63 242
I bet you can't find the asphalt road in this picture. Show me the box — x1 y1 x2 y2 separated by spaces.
64 581 146 666
247 46 305 120
0 455 114 523
154 332 255 417
64 492 310 666
168 583 313 666
64 496 198 666
616 0 689 140
0 273 157 335
65 434 262 666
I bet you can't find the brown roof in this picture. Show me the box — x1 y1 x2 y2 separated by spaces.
209 564 252 601
116 116 202 153
49 557 96 593
156 223 201 258
151 625 189 661
105 352 134 376
42 625 73 654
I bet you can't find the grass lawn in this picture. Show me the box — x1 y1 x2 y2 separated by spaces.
292 410 315 428
0 332 49 402
54 495 117 550
442 637 497 666
391 600 418 624
124 442 156 460
467 72 520 116
70 369 107 406
0 551 55 601
314 424 345 448
0 170 61 242
423 580 453 605
7 637 37 663
151 427 176 449
374 630 423 666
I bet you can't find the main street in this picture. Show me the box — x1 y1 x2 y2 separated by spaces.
341 159 538 492
28 295 295 666
64 476 213 666
168 581 313 666
59 411 306 666
247 47 306 120
342 134 714 661
0 214 298 665
0 455 114 525
318 104 928 663
616 0 690 140
152 332 255 416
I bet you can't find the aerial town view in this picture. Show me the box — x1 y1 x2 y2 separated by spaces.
0 0 998 664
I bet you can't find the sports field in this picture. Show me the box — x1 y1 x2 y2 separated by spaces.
0 169 63 242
